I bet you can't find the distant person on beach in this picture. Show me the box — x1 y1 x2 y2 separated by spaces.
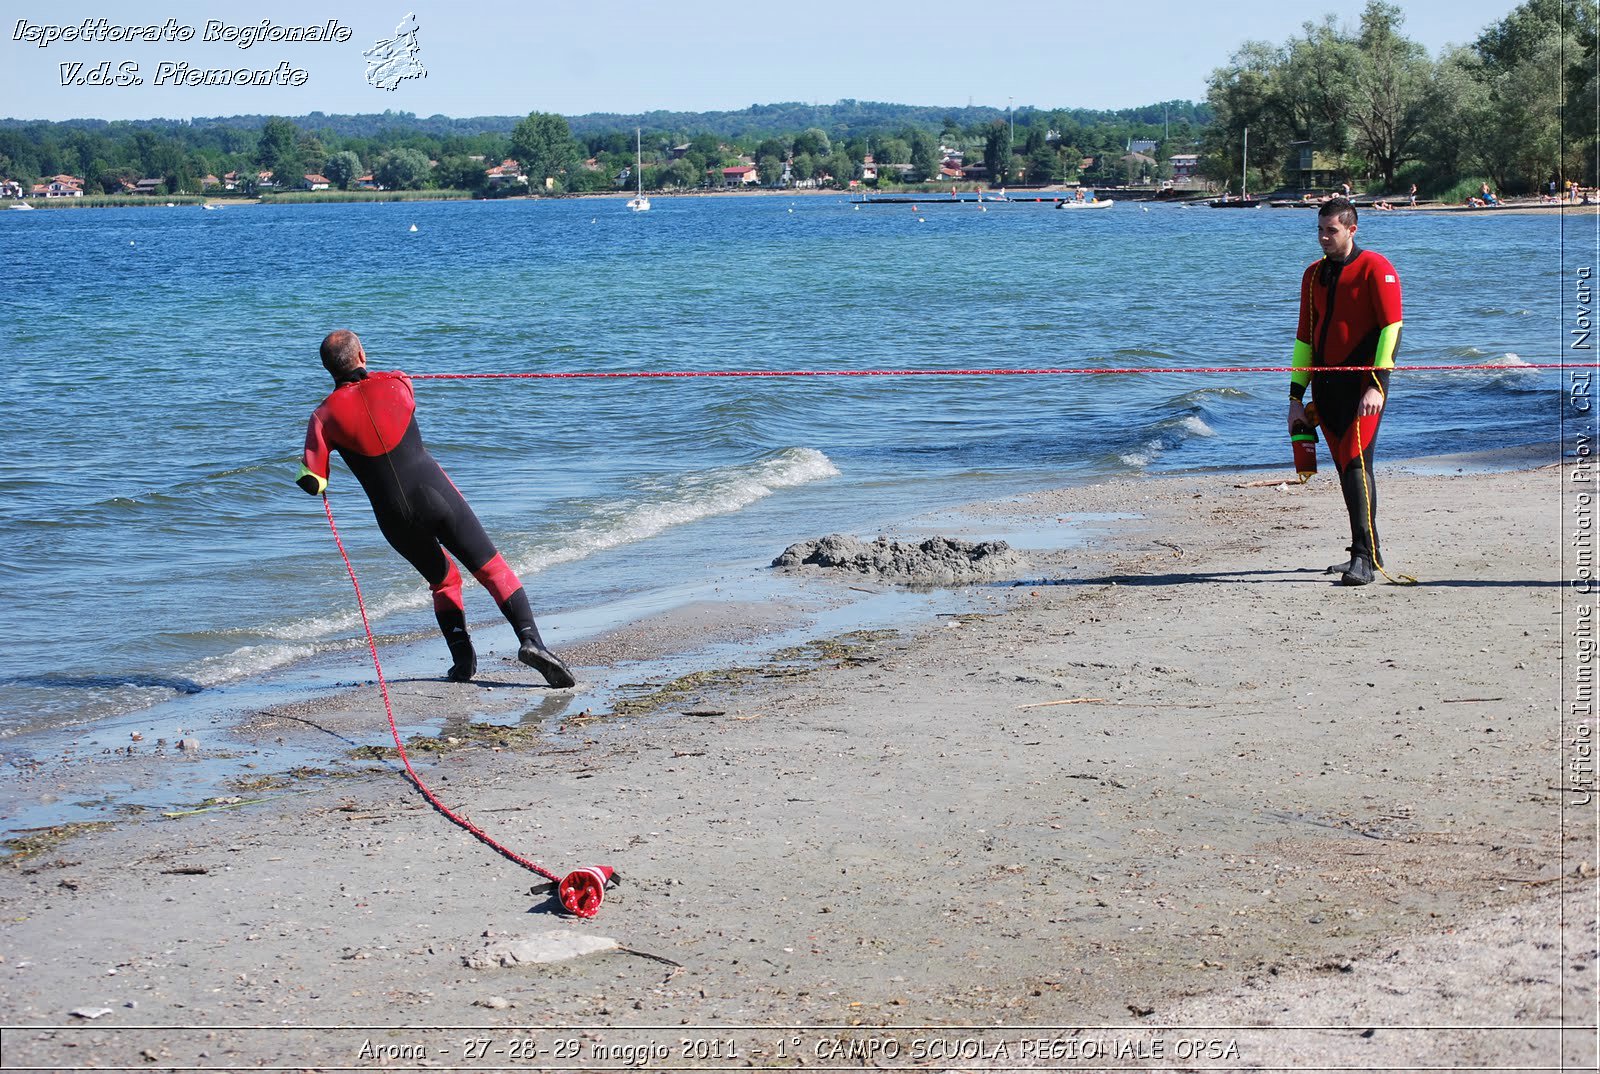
296 330 576 687
1408 183 1417 207
1479 182 1499 206
1287 198 1402 586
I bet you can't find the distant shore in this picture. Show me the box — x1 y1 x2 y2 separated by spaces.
11 188 1595 213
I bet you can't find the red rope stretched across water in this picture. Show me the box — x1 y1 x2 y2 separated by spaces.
322 494 562 885
409 361 1568 381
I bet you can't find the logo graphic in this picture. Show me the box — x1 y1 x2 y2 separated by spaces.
363 13 425 91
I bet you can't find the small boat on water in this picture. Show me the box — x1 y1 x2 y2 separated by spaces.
626 128 650 212
1055 198 1113 210
9 202 34 211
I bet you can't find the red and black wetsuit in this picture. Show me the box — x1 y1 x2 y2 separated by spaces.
1290 244 1403 566
296 368 536 651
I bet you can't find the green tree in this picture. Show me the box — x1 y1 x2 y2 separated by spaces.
982 123 1012 185
374 147 431 190
909 131 940 181
1202 40 1295 190
1026 142 1059 184
256 117 302 183
509 112 579 187
792 127 831 157
1346 1 1432 188
434 155 487 191
826 149 855 187
755 152 784 186
323 150 363 190
873 136 911 165
1469 0 1597 189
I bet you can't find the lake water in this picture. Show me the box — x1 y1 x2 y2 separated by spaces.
0 194 1567 736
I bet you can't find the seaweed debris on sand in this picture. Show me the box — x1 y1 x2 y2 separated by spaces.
772 533 1026 583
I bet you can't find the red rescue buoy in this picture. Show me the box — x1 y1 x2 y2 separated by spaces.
558 865 615 917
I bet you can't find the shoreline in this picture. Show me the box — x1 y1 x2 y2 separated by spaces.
11 188 1596 213
0 441 1559 839
0 452 1590 1069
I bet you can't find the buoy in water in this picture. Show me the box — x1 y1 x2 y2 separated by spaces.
409 224 418 232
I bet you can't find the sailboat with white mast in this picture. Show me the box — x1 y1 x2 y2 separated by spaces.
626 128 650 212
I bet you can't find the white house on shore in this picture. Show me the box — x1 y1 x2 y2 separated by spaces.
31 174 83 197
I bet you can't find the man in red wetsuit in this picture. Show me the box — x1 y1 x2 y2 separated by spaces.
297 330 576 687
1286 198 1403 586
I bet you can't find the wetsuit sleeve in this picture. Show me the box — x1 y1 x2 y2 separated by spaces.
1290 265 1315 402
1370 257 1403 398
297 410 331 496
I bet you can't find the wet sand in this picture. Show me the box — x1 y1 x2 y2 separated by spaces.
0 459 1592 1071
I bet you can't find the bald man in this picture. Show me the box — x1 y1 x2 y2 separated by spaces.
297 330 575 687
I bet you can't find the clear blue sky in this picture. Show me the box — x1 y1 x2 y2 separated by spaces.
2 1 1525 122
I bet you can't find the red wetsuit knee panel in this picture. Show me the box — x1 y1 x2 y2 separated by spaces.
430 558 464 613
471 554 522 605
1326 413 1380 471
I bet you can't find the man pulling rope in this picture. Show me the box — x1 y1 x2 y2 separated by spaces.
297 330 576 688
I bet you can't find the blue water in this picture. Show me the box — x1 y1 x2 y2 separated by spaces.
0 195 1564 733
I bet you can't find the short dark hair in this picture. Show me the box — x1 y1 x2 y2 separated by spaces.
319 329 363 377
1318 197 1358 227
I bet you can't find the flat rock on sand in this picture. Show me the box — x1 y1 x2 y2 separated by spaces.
772 533 1025 583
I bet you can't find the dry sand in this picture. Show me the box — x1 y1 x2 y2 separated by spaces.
0 460 1593 1072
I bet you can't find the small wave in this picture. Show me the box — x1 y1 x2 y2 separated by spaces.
1163 386 1251 407
1117 415 1216 468
513 447 841 576
190 642 316 686
1426 352 1544 385
1111 348 1179 361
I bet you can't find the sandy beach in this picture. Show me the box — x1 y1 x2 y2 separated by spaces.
0 457 1593 1072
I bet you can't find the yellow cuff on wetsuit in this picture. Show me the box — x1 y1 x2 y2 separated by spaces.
1373 322 1401 369
1371 321 1402 399
296 464 328 495
1289 339 1313 401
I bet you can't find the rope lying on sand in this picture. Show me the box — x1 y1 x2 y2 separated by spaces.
323 496 616 918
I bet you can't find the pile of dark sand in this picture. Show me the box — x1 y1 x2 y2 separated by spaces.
772 533 1026 583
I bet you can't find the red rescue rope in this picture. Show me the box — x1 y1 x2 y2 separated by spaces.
322 494 562 884
409 361 1567 381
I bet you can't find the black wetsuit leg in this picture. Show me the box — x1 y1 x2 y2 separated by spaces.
1313 376 1381 566
1336 446 1379 564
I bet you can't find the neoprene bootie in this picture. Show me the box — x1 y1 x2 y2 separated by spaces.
445 629 477 682
1340 555 1375 586
517 627 576 688
1324 546 1355 575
